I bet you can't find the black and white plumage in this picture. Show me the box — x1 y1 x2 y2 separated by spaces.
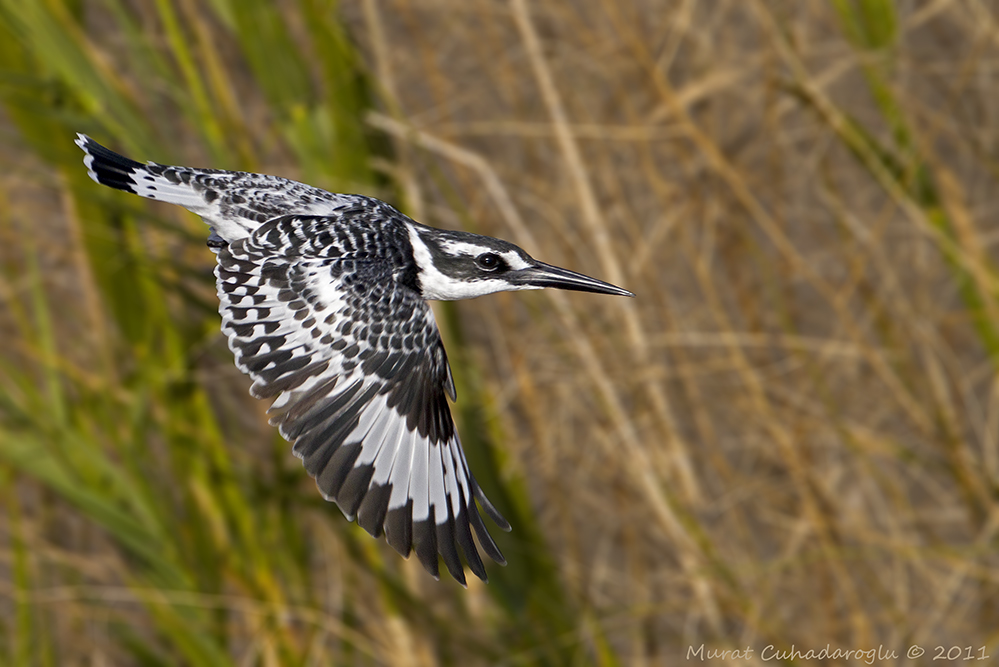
75 134 633 585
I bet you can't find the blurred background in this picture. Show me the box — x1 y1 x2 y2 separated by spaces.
1 0 998 664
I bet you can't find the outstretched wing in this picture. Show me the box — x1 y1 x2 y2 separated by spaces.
216 214 509 584
76 133 362 242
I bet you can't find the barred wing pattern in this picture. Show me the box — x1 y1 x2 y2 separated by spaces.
217 214 508 584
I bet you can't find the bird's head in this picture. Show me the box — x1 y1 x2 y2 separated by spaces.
407 225 634 301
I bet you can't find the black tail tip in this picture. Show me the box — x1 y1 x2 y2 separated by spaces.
75 133 143 193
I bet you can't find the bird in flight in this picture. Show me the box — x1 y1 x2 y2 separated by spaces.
76 134 633 585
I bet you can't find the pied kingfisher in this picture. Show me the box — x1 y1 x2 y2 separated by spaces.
76 134 632 585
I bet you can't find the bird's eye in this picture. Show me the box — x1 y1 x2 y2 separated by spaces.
475 253 503 271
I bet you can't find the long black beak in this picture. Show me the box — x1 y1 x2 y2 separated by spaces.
513 261 634 297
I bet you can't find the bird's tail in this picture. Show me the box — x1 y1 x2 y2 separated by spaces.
75 133 207 211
